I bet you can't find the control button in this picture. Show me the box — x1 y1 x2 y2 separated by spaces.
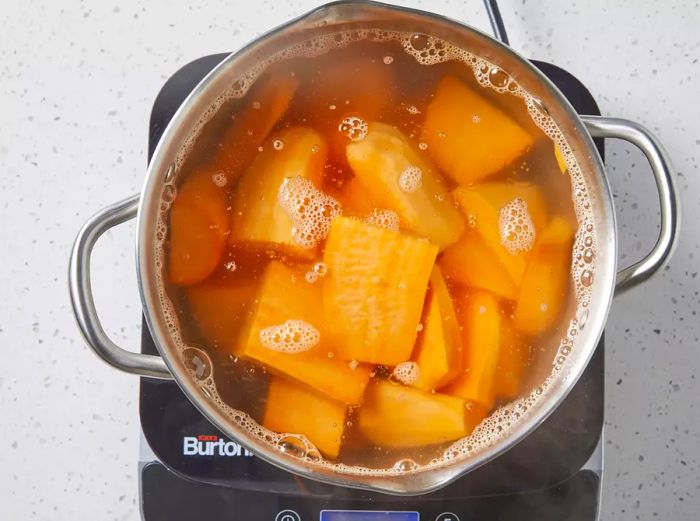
435 513 460 521
275 510 301 521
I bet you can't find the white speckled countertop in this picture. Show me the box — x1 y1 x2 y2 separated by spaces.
1 0 698 519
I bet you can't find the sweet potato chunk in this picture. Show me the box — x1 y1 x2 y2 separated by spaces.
453 182 547 288
233 261 372 405
439 231 518 300
411 266 462 391
554 143 568 174
229 126 327 258
323 217 438 365
495 318 530 400
514 217 574 335
263 377 347 458
358 380 474 448
212 72 300 177
186 278 257 350
422 75 534 184
169 169 229 286
346 122 465 250
442 288 501 410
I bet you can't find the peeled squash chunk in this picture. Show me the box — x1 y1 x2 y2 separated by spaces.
495 318 530 400
323 216 437 365
439 231 517 300
453 182 547 288
422 75 534 184
514 217 574 335
263 377 346 458
233 261 371 405
186 278 257 350
456 181 548 237
346 122 465 250
442 289 501 410
229 127 327 258
213 73 299 176
554 143 568 174
169 169 229 286
411 267 462 391
358 380 470 448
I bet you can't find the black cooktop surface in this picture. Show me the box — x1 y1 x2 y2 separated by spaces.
139 53 605 521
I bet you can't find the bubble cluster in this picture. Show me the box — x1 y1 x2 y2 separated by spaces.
259 319 320 353
498 197 536 254
392 361 420 385
398 166 423 193
211 172 228 187
278 176 342 249
382 55 394 64
364 208 400 232
339 116 369 142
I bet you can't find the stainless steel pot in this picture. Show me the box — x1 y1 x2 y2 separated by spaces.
68 1 680 495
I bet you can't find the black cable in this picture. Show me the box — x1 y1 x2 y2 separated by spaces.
483 0 510 45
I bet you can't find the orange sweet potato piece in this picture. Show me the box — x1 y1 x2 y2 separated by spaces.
263 376 347 458
323 217 437 365
514 217 575 335
494 318 530 400
439 231 518 300
346 122 465 250
554 143 568 174
442 288 501 410
229 126 327 258
212 72 300 176
453 182 547 287
358 380 478 448
422 75 534 184
186 278 257 350
411 266 462 391
233 261 372 405
169 169 229 286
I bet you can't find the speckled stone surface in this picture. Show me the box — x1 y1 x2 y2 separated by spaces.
0 1 698 519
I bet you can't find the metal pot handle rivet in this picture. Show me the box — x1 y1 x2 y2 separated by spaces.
68 194 173 379
581 115 681 295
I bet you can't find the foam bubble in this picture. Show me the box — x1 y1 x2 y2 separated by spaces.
339 116 368 142
211 172 228 187
364 208 400 232
259 319 320 353
313 262 328 276
498 197 536 254
392 361 420 385
278 176 342 249
406 105 420 115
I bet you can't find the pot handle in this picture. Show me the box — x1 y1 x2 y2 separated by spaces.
69 194 173 379
581 115 680 294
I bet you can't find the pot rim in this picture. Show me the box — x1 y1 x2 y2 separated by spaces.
135 0 617 495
